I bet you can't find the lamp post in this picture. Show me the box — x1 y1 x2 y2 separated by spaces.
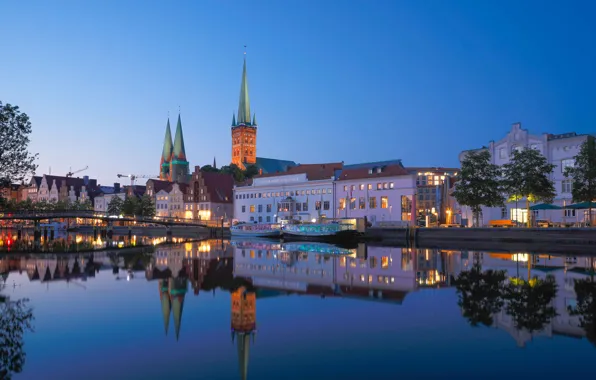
389 205 393 221
446 208 451 225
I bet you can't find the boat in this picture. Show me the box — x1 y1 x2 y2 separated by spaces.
281 221 357 242
230 222 282 237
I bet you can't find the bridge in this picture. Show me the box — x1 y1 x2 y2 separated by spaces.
0 210 221 228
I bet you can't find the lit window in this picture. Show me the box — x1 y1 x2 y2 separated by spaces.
389 183 394 189
381 256 389 269
377 183 382 190
339 198 346 210
381 196 388 209
250 205 255 213
359 184 364 190
562 180 572 193
343 185 347 191
562 159 574 173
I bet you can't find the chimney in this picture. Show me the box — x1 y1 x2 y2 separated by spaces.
83 175 89 185
114 183 121 193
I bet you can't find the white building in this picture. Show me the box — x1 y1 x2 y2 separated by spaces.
233 163 342 224
155 189 170 217
458 122 594 226
336 162 417 225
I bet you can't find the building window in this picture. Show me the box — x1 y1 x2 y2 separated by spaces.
562 159 575 173
501 207 507 219
511 145 522 155
369 196 377 209
250 216 254 221
258 204 263 213
383 183 388 189
303 202 308 211
250 205 255 213
328 188 332 194
359 197 365 209
266 216 271 222
258 216 263 222
266 204 272 213
562 180 572 193
499 147 506 159
349 198 356 210
296 202 302 211
339 198 346 210
381 196 388 209
359 184 364 190
565 209 576 217
241 206 246 213
377 183 382 190
315 201 321 210
401 195 411 221
323 201 330 210
381 256 389 269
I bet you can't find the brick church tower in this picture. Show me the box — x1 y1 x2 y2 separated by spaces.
231 56 257 170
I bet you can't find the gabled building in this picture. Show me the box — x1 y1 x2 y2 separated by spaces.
230 55 296 174
36 175 98 203
186 166 234 221
21 176 43 202
93 183 125 213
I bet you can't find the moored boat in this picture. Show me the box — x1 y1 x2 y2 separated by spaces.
230 222 282 237
281 221 357 242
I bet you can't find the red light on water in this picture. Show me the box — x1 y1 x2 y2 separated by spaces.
7 239 11 246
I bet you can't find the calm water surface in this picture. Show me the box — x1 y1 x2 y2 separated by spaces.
1 239 595 379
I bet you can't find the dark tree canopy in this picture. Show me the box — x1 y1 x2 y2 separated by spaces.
503 148 556 205
107 196 124 215
122 196 138 216
0 298 35 379
452 150 504 226
504 276 558 333
565 136 596 224
571 278 596 347
136 194 156 217
0 102 38 186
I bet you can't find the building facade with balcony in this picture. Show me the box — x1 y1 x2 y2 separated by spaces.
458 122 594 226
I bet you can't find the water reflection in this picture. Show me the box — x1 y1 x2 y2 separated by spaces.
0 296 34 379
2 240 596 379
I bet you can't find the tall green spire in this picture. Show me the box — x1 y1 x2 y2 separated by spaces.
161 119 173 162
232 113 236 126
237 57 251 125
172 114 186 160
252 113 257 126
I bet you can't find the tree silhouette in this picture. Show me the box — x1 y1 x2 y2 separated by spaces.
453 263 507 327
504 275 558 332
0 298 34 379
571 278 596 346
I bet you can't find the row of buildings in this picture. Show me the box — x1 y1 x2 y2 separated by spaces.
2 53 592 226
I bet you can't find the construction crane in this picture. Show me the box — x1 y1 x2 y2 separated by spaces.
116 174 158 187
66 165 89 177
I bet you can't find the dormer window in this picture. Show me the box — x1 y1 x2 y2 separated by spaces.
368 169 373 174
376 167 382 173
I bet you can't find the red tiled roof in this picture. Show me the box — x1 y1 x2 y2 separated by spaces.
202 172 234 203
255 162 343 181
338 164 410 181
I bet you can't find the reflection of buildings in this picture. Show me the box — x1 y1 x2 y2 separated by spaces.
469 252 595 347
231 240 461 303
159 277 188 340
231 286 256 380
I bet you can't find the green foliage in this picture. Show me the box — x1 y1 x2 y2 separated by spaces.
0 102 38 186
199 165 219 173
0 298 35 379
565 136 596 223
220 164 245 182
452 150 504 226
122 196 138 216
453 263 507 327
504 275 558 333
570 278 596 346
244 164 259 179
502 148 556 205
136 194 156 217
107 196 124 215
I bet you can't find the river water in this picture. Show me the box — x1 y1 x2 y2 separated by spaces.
1 238 595 379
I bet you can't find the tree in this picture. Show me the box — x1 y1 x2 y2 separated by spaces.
565 136 596 225
200 165 219 173
571 278 596 347
0 102 38 186
504 275 558 333
502 148 556 227
453 263 507 327
136 194 156 217
220 164 245 182
0 298 34 379
244 164 260 179
107 196 124 216
452 150 504 227
122 196 138 216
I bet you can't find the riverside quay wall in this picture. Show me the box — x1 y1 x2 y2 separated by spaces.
366 227 596 255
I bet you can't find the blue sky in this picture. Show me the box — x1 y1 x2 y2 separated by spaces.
1 0 595 185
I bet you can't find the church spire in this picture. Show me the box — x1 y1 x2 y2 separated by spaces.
237 57 251 125
213 156 217 169
172 114 186 160
161 119 173 162
232 113 236 127
252 113 257 126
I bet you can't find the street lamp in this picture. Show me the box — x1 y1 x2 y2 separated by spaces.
446 208 452 224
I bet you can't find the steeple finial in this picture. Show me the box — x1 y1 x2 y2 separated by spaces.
213 156 217 169
232 113 236 127
252 113 257 126
237 52 251 125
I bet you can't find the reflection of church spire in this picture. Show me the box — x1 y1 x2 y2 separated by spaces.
160 280 171 335
231 287 256 380
169 277 188 341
